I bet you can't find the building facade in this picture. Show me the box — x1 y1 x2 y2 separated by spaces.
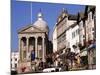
11 52 19 71
85 6 96 45
52 24 57 53
52 6 96 69
84 6 96 69
17 11 49 73
52 8 80 67
53 8 80 53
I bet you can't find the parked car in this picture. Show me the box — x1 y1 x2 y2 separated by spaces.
43 67 62 72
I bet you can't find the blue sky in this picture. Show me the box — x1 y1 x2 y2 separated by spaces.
11 0 85 51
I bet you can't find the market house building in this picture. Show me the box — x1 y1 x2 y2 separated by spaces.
17 11 50 73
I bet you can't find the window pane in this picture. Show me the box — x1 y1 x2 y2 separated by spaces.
15 63 17 68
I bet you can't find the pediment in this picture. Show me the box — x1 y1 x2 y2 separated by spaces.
18 25 44 33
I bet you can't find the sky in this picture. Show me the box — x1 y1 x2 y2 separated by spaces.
11 0 85 52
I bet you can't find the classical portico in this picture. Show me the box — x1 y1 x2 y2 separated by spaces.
18 34 46 62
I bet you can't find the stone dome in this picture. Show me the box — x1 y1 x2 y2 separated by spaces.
33 11 49 34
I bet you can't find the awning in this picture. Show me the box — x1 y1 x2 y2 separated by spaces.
88 43 96 49
80 50 87 57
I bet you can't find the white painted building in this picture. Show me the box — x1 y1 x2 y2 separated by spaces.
79 20 85 46
11 51 19 70
66 23 80 52
52 24 57 53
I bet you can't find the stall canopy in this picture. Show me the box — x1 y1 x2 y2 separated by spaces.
80 48 87 57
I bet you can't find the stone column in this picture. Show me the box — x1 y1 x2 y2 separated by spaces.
21 38 24 61
35 37 38 58
42 37 45 62
26 37 29 60
18 37 21 61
